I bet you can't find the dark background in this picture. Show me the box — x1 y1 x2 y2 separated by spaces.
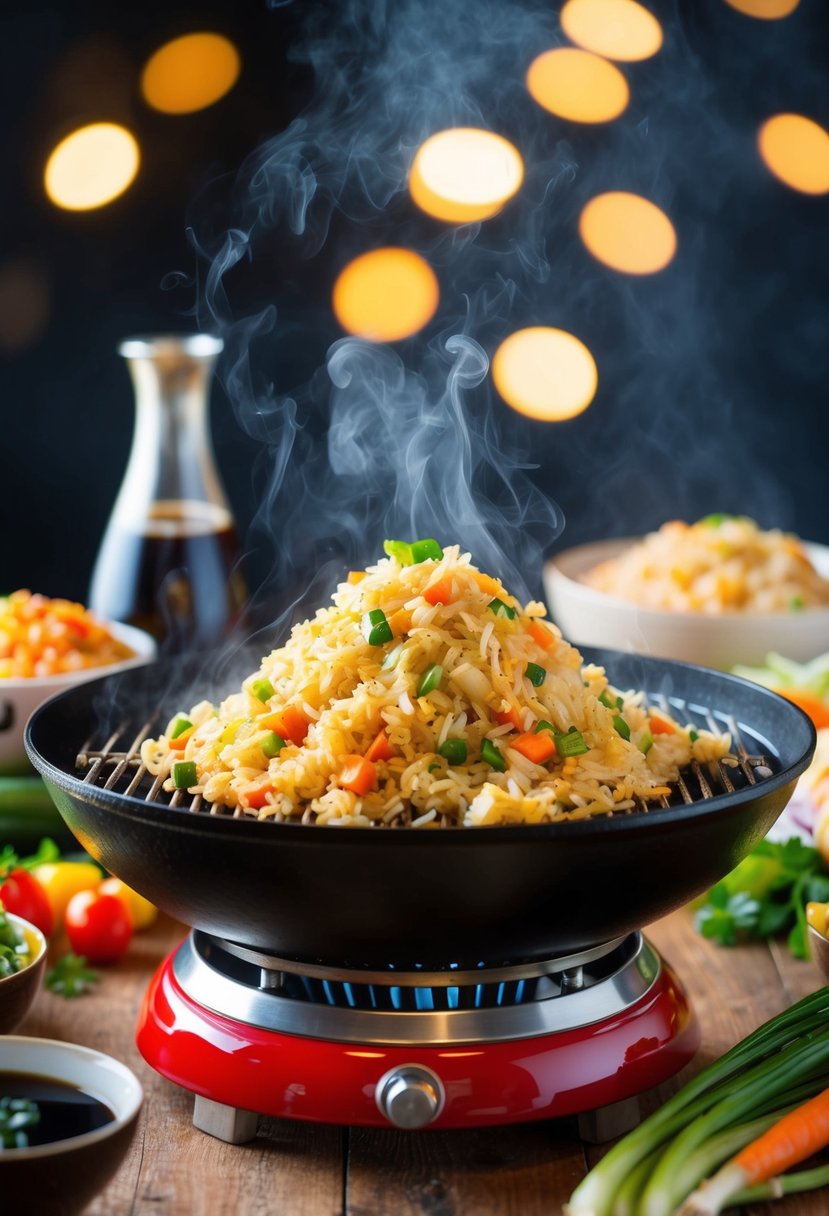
1 0 828 614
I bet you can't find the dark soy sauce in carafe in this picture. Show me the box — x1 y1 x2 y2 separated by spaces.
1 1072 115 1146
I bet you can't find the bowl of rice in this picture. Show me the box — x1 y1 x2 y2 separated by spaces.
543 517 829 671
0 591 156 775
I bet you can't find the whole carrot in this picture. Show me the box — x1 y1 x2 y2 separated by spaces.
678 1086 829 1215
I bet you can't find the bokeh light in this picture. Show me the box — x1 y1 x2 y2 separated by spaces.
526 48 629 124
141 32 241 114
758 114 829 195
492 327 598 422
409 128 524 224
44 123 140 211
560 0 663 62
579 191 677 274
332 248 440 342
723 0 800 18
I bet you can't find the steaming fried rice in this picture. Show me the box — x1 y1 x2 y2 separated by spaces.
585 516 829 615
141 543 732 827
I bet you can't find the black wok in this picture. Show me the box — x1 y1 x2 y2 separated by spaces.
25 648 815 967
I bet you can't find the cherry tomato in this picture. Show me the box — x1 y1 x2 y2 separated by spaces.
0 868 54 937
64 890 133 963
98 877 157 930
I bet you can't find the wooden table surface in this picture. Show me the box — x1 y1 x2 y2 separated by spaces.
18 907 829 1216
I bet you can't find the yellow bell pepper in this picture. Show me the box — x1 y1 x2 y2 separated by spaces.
30 861 103 929
98 876 158 930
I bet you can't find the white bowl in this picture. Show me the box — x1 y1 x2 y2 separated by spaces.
543 537 829 671
0 1036 143 1216
0 621 156 775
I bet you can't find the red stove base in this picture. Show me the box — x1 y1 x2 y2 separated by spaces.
136 941 699 1135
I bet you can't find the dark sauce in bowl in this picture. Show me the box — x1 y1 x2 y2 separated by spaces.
0 1073 115 1147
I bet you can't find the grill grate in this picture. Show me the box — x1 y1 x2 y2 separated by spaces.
75 695 772 823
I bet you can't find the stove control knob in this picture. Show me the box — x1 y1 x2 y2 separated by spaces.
375 1065 445 1129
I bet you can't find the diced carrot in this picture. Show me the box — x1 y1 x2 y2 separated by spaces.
423 577 454 606
242 779 276 810
649 713 676 735
365 728 395 763
260 706 310 746
774 688 829 730
511 731 556 765
388 608 413 636
338 755 377 796
168 728 194 751
528 620 555 651
494 706 523 731
347 570 366 584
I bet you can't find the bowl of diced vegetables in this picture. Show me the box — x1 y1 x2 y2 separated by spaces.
0 590 156 782
0 908 47 1034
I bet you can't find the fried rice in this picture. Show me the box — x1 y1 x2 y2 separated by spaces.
141 542 732 827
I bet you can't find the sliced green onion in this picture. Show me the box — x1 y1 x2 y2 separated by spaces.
598 691 614 709
261 731 286 759
488 597 516 619
699 513 731 527
361 609 393 646
380 641 404 671
251 677 275 703
383 539 414 564
689 729 699 743
790 594 805 611
170 716 193 739
554 729 589 758
438 738 468 765
172 760 197 790
638 730 654 756
411 538 443 563
417 663 444 697
525 662 546 687
535 720 556 734
612 714 631 741
481 738 506 771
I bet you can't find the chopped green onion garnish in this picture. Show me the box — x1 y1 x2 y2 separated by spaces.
689 729 699 742
251 677 274 703
428 762 441 772
438 738 468 765
699 513 730 527
381 642 404 671
417 663 444 697
170 716 193 739
554 728 589 758
383 539 414 564
598 691 615 709
488 598 516 619
526 662 546 687
411 538 443 563
612 714 631 741
481 738 506 771
262 731 286 758
361 609 393 646
638 730 654 756
535 720 556 734
172 760 197 790
790 594 805 611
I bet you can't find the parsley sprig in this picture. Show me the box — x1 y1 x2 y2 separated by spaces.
45 952 100 998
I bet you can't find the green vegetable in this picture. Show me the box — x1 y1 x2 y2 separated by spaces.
732 650 829 699
525 662 546 687
693 837 829 958
438 738 468 765
790 594 805 611
598 690 623 710
417 663 443 697
481 739 506 771
172 760 197 790
383 538 443 565
380 642 404 671
487 598 516 620
698 513 732 527
612 714 631 741
361 609 393 646
0 907 27 977
535 720 556 734
638 730 654 756
261 731 286 759
0 777 63 843
554 728 589 758
170 716 193 739
45 952 100 998
250 677 275 703
0 1097 40 1149
566 986 829 1216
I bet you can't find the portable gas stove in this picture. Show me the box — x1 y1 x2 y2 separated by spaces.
136 928 698 1143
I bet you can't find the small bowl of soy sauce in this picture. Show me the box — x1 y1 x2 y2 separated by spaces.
0 1037 143 1216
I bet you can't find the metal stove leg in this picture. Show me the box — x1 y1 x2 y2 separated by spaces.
577 1095 641 1144
193 1095 259 1144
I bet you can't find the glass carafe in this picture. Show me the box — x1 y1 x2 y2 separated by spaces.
88 333 247 652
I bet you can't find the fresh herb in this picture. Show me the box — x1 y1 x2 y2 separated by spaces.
0 837 61 878
612 713 631 741
525 662 546 688
481 738 506 771
693 837 829 959
438 738 468 765
361 609 393 646
250 677 275 703
171 760 197 790
0 1097 40 1149
416 663 443 697
45 952 100 998
487 598 516 620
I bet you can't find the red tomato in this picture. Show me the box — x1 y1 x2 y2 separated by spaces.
64 890 133 963
0 868 54 937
